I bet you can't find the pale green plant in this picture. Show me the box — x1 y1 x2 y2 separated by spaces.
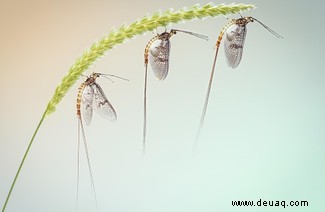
2 3 254 211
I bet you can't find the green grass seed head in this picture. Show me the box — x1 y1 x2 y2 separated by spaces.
44 3 254 116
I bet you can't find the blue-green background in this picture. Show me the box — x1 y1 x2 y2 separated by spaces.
0 0 324 211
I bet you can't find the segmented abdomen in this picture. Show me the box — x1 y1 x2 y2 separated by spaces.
76 82 86 117
216 19 236 48
144 35 159 64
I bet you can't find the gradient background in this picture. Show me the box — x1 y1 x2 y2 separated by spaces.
0 0 324 211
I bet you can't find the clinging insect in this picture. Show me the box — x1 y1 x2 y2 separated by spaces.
195 16 283 149
142 29 209 154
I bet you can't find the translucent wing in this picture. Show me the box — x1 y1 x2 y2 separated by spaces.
149 38 170 80
224 24 247 68
92 83 117 122
81 85 94 125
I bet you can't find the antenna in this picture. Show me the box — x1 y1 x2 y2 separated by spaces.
99 73 130 82
172 29 209 41
251 17 284 38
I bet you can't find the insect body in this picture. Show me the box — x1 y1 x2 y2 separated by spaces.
142 29 208 154
75 72 119 211
77 72 117 125
144 31 171 80
195 17 283 150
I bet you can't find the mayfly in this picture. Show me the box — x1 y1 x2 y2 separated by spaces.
143 29 208 154
76 72 127 211
195 16 283 149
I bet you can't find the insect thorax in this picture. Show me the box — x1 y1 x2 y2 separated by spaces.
158 32 171 41
235 17 254 26
85 75 99 85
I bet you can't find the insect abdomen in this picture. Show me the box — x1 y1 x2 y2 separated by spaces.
216 19 236 48
76 82 86 117
144 35 159 64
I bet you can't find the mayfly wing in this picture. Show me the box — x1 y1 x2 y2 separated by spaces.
224 24 247 69
149 38 170 80
81 85 94 125
91 83 117 122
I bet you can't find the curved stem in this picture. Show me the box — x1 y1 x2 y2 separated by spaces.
2 110 47 212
